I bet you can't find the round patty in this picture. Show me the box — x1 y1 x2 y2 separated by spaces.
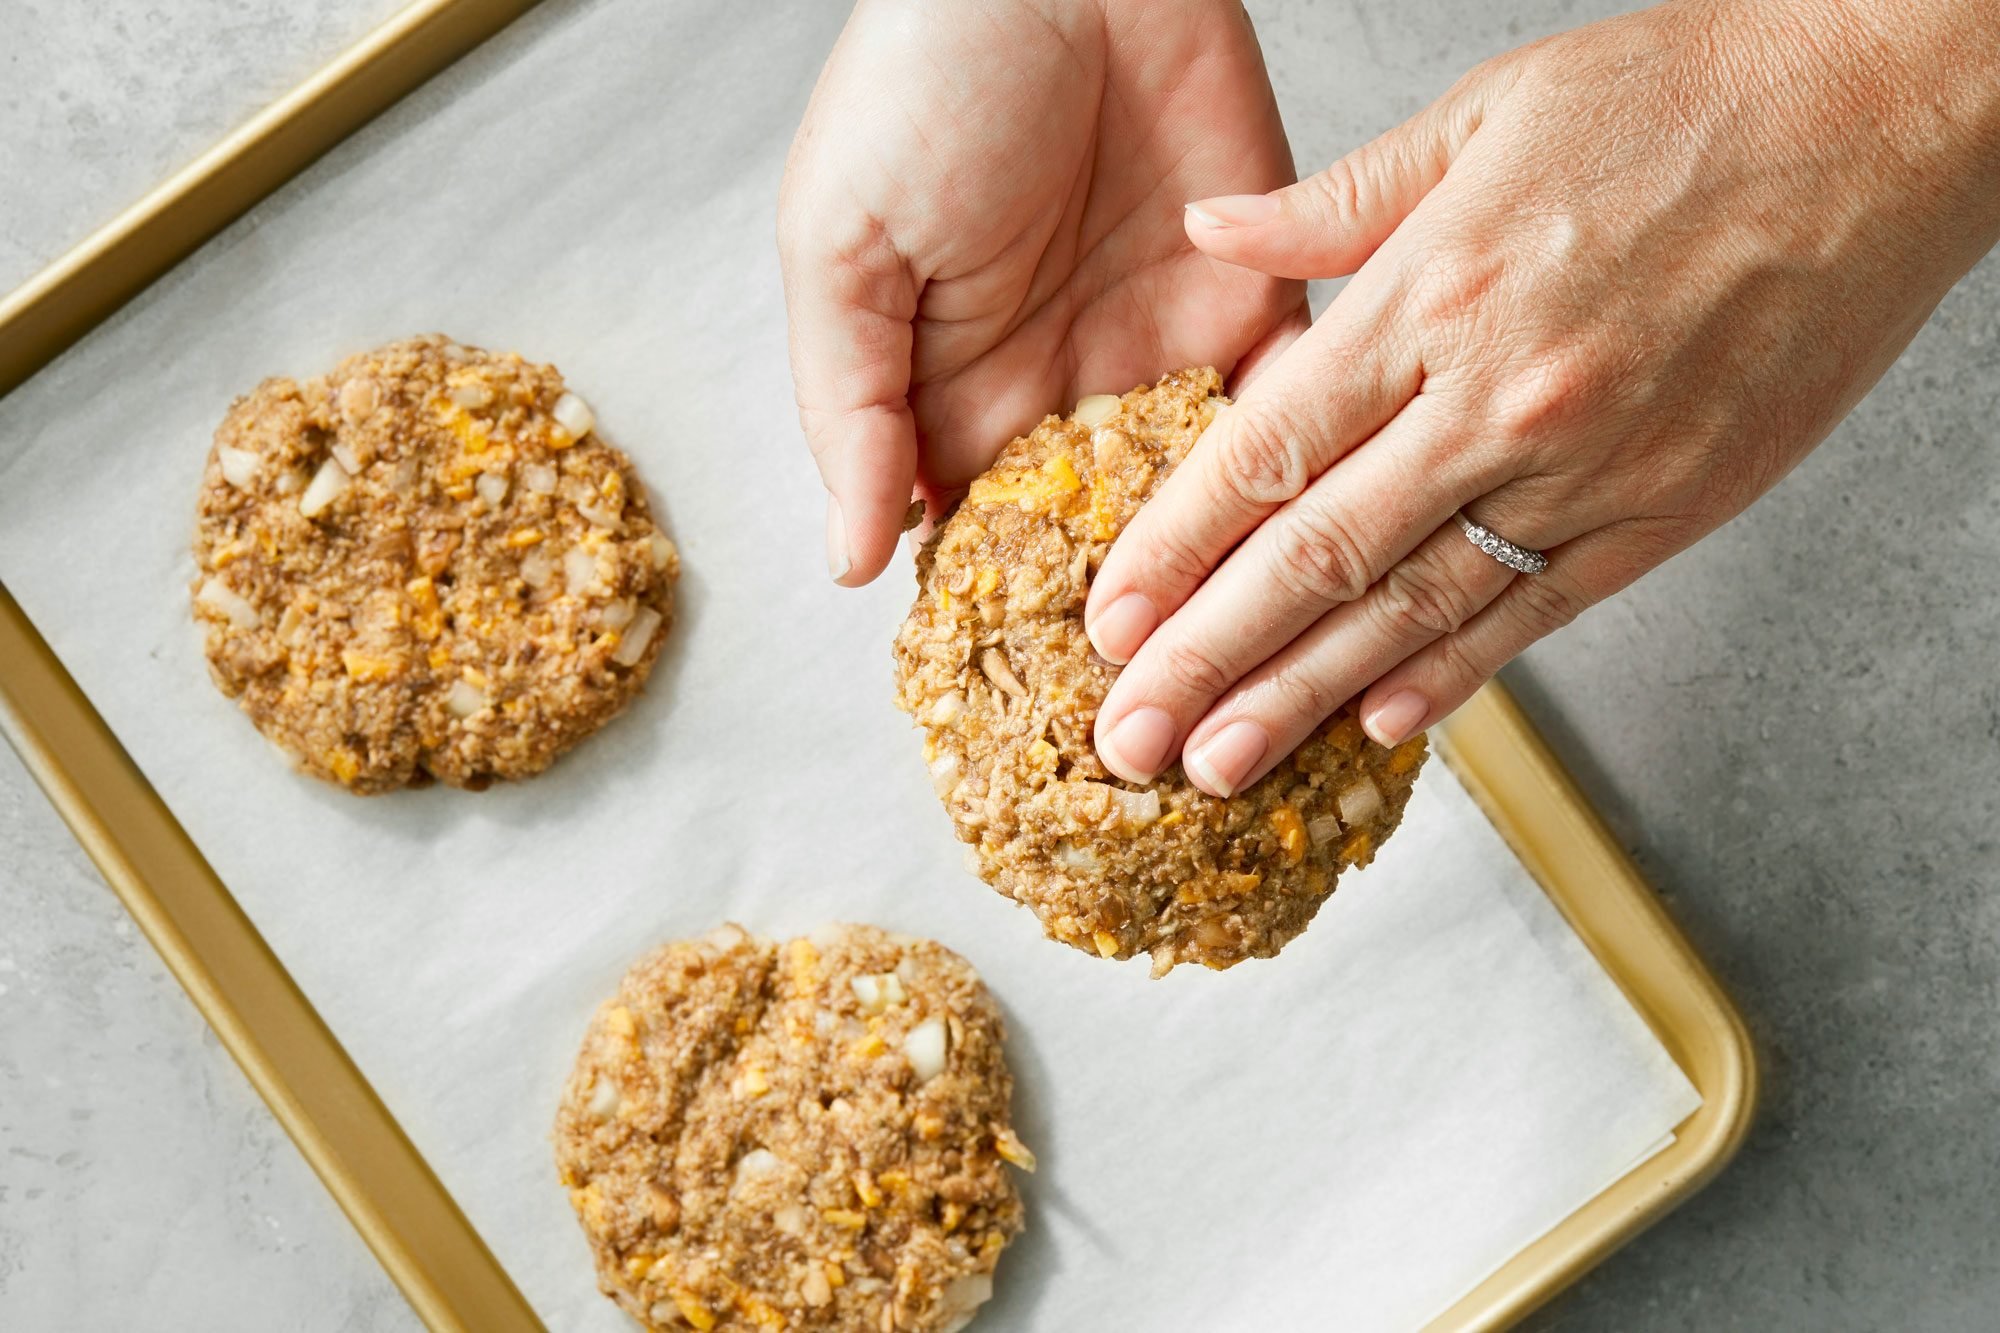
893 369 1429 974
555 924 1030 1333
190 335 678 793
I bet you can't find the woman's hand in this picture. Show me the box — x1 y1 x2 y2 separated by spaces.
779 0 1302 585
1085 0 2000 797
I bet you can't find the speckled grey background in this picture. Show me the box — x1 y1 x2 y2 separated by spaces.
2 1 1995 1330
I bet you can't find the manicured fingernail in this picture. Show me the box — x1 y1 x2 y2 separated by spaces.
1364 690 1430 747
1186 194 1281 228
825 496 850 581
1099 707 1176 783
1184 720 1269 799
1087 592 1158 665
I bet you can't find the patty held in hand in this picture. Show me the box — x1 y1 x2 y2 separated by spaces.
894 370 1427 975
555 923 1031 1333
191 335 678 793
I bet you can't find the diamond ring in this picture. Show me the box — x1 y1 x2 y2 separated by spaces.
1454 512 1547 575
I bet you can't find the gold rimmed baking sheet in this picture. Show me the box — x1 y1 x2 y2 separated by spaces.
0 2 1753 1329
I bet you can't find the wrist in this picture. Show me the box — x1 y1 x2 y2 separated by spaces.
1758 0 2000 256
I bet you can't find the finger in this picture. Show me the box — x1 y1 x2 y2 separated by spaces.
1183 63 1505 281
778 202 921 587
1357 521 1672 745
1173 493 1584 797
1091 397 1481 784
1084 283 1422 666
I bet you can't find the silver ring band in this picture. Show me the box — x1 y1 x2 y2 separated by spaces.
1454 512 1547 575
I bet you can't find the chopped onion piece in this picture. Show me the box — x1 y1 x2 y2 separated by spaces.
564 547 599 596
330 441 364 476
474 471 509 507
587 1077 619 1122
389 457 419 494
1336 777 1384 828
445 679 490 718
522 461 558 495
927 692 965 727
298 457 348 518
851 975 887 1013
706 924 748 950
577 501 622 529
600 597 636 630
1110 787 1161 826
881 972 907 1006
1308 814 1342 847
1073 393 1120 427
519 549 555 589
449 381 493 409
903 1018 947 1083
195 577 260 629
927 752 962 796
552 391 594 438
1053 839 1101 873
735 1148 782 1180
216 445 260 489
612 605 662 667
772 1203 811 1236
938 1273 995 1333
648 532 677 571
808 923 848 952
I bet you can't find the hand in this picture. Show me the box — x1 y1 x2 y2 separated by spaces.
1084 0 2000 797
779 0 1303 585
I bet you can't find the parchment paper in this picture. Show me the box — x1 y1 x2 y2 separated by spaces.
0 1 1699 1327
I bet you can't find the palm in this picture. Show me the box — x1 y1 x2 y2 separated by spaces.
902 3 1299 491
783 0 1301 535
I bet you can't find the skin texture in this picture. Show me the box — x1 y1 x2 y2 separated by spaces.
777 0 1305 585
782 0 2000 798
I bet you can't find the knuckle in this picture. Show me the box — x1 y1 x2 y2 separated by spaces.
1264 658 1338 724
1215 405 1311 507
1303 158 1367 230
1376 555 1480 639
1404 248 1504 329
1509 567 1590 633
1431 630 1492 691
1490 350 1601 445
1270 504 1373 607
1156 637 1235 702
1131 521 1213 598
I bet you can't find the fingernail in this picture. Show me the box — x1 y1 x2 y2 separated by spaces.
1099 707 1177 784
825 496 850 581
1186 194 1281 228
1087 592 1158 665
1363 690 1430 747
1183 720 1269 799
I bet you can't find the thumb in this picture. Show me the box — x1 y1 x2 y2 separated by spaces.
1185 68 1503 280
778 197 921 587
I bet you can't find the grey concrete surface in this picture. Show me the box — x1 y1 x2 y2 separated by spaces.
3 1 1997 1331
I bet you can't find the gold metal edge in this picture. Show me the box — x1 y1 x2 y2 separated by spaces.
1422 682 1760 1332
0 0 1753 1326
0 587 544 1333
0 1 548 1328
0 0 542 399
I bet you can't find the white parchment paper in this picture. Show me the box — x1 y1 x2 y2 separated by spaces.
0 1 1699 1327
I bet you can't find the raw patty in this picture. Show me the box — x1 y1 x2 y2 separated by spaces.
893 368 1429 974
555 924 1031 1333
190 335 678 793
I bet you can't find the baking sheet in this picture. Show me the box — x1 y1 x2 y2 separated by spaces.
0 0 1699 1327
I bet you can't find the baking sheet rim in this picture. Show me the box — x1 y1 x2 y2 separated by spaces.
0 2 1756 1327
